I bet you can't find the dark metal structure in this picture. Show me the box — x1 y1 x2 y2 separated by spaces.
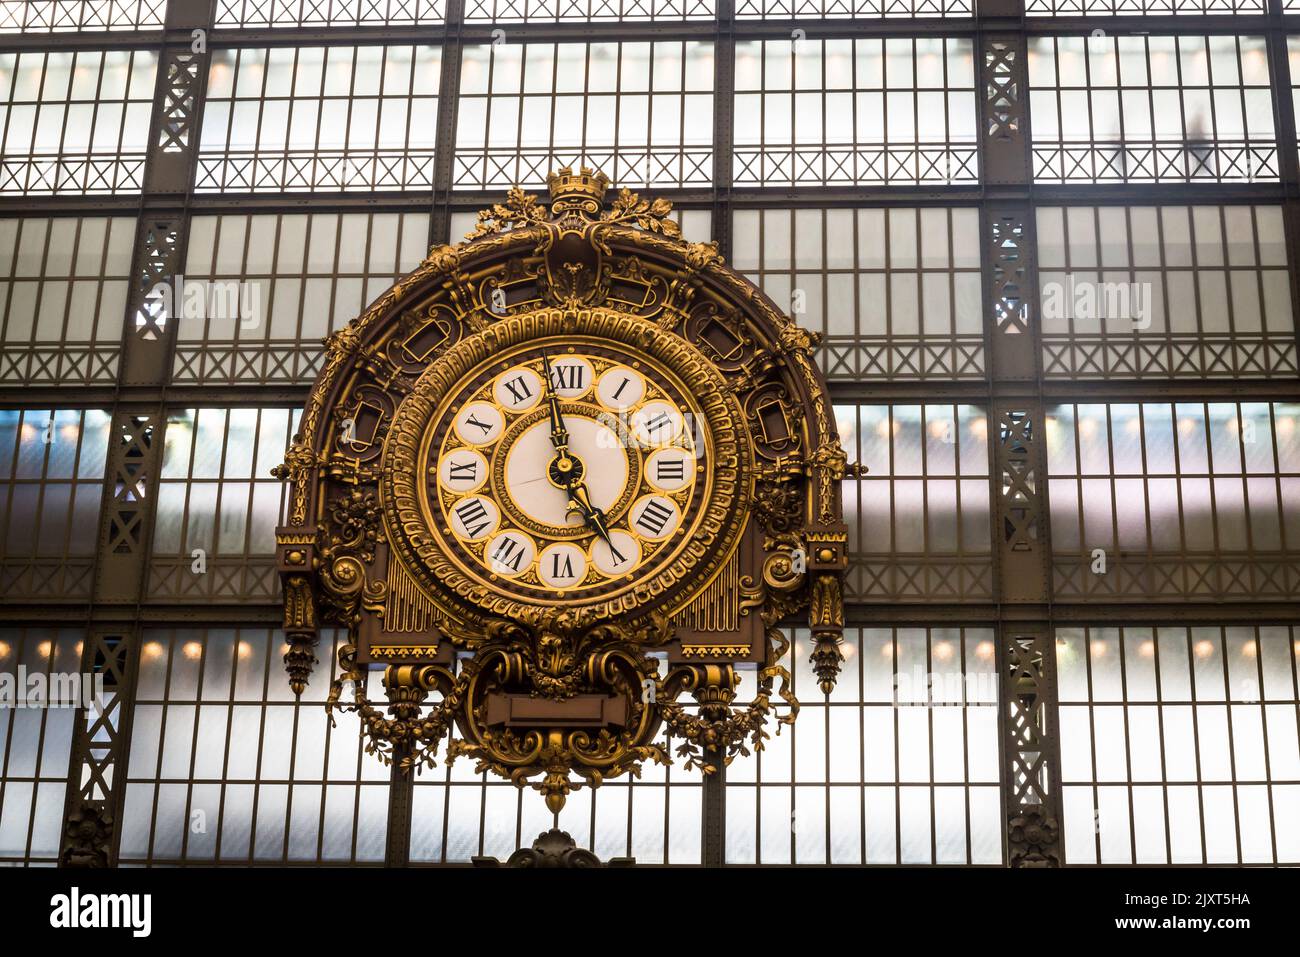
0 0 1298 867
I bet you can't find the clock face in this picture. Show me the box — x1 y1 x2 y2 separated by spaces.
421 338 710 602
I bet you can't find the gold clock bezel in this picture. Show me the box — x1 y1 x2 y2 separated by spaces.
381 308 753 626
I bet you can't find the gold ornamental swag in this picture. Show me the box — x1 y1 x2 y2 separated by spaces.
274 169 856 812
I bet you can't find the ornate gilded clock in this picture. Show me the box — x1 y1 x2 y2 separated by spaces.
276 168 854 811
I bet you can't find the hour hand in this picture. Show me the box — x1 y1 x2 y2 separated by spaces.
565 480 614 547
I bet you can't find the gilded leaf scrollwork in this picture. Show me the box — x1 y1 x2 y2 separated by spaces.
600 187 682 237
466 186 549 239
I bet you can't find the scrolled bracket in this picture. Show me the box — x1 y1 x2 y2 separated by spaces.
276 529 319 696
659 634 800 776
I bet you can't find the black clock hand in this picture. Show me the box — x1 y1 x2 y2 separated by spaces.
565 479 614 547
540 352 569 451
539 352 615 548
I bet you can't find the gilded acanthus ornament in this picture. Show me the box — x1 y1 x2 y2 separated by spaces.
602 187 683 236
467 185 550 238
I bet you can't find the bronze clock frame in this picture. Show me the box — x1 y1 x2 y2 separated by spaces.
275 168 854 812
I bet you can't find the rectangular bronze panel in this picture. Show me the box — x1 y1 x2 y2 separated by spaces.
485 694 628 727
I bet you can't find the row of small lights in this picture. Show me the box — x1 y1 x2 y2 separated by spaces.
6 637 1296 662
1058 637 1300 659
0 639 289 660
793 638 996 662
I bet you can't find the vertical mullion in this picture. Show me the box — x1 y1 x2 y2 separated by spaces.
178 628 212 862
21 628 55 861
245 626 274 863
1083 627 1101 862
891 627 900 863
1151 623 1173 864
1249 623 1277 863
145 632 177 863
1117 626 1137 864
1183 626 1209 865
1216 625 1245 863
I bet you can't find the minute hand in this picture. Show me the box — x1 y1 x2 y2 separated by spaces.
540 352 568 450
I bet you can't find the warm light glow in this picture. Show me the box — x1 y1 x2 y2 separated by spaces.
1090 640 1108 658
875 417 899 439
182 641 203 660
280 643 292 657
840 642 855 660
142 641 163 659
1124 416 1141 435
794 641 806 657
1241 641 1257 659
237 640 253 659
1178 417 1197 435
879 641 894 658
74 641 83 656
1277 416 1295 438
1138 640 1155 659
1194 639 1215 659
1078 416 1099 439
933 641 954 662
36 640 52 658
0 641 10 658
975 640 995 660
928 419 950 440
970 416 988 439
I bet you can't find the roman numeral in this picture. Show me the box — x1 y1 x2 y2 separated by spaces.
503 375 533 404
642 412 671 436
491 536 526 571
607 540 627 566
454 499 491 538
655 457 686 482
635 499 674 536
464 413 494 435
550 552 575 579
447 459 478 483
551 364 586 390
611 376 632 400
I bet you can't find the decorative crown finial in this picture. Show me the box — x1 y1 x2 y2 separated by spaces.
546 166 610 206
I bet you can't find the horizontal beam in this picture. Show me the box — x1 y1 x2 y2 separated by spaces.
3 181 1294 220
6 14 1300 55
2 600 1295 627
3 376 1300 409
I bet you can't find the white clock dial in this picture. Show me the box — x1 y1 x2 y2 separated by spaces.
503 414 629 528
645 447 694 492
449 495 500 541
454 402 505 446
629 494 680 540
485 530 536 576
631 400 684 448
437 447 489 494
428 343 721 603
590 530 641 577
493 365 544 412
595 364 645 411
547 356 595 398
537 542 588 589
